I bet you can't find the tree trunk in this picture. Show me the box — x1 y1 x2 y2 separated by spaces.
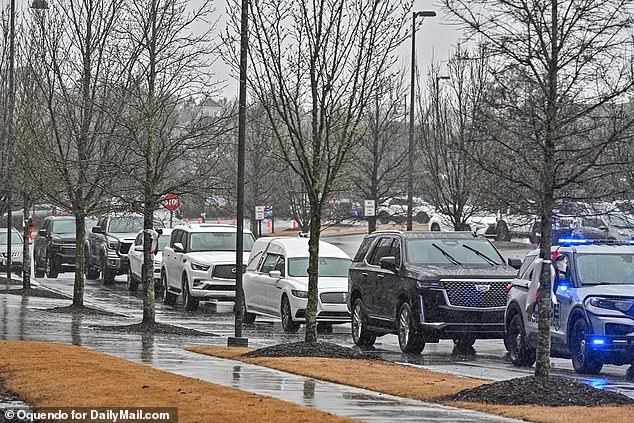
73 212 86 307
21 198 31 289
304 201 321 344
142 203 156 324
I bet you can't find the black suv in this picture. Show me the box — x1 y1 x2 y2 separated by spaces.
348 231 517 353
34 216 97 278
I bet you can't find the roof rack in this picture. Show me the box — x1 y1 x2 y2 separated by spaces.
557 238 634 246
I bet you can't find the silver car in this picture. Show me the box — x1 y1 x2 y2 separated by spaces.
0 228 24 273
505 239 634 374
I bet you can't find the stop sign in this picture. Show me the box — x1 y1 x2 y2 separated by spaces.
163 194 180 211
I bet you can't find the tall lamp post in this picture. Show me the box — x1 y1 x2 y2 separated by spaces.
228 0 249 347
407 10 436 231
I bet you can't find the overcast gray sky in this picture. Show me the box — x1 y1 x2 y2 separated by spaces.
211 0 464 99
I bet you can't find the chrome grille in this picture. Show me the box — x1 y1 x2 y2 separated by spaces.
212 264 245 280
442 280 509 308
320 292 348 304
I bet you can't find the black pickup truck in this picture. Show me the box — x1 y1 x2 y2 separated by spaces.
34 216 97 278
86 215 146 284
348 231 518 354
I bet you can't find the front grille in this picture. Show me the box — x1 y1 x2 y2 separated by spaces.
204 284 235 291
212 264 245 280
0 252 20 258
605 323 634 336
442 280 509 308
119 242 132 255
320 292 348 304
317 311 350 318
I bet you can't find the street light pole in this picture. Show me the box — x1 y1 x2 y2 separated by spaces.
407 10 436 231
228 0 249 348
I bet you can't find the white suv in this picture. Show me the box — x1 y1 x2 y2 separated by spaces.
160 224 255 310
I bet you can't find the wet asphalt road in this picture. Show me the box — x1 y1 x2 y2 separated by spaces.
10 234 634 400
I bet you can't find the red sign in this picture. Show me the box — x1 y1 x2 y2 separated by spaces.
163 194 181 211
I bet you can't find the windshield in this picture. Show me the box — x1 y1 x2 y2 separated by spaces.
110 217 144 233
188 232 255 252
406 239 503 265
576 253 634 285
50 218 98 234
287 257 352 277
0 231 22 245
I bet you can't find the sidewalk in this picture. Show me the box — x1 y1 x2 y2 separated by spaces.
0 293 519 422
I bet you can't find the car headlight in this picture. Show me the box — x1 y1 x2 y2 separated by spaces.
191 262 210 271
107 237 119 250
587 297 634 312
291 289 308 298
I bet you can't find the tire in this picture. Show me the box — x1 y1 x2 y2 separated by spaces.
101 258 115 285
85 258 100 280
430 223 441 231
415 212 430 224
242 291 256 324
453 336 477 353
570 318 603 374
378 212 390 225
507 313 536 366
182 275 199 311
496 221 511 241
46 254 59 279
351 298 376 347
127 268 139 293
34 266 45 278
281 295 300 333
397 302 425 354
460 224 472 232
162 272 176 305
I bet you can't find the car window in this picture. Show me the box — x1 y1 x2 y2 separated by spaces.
0 231 23 245
368 237 393 266
135 233 143 246
582 217 604 228
274 256 286 277
50 219 76 234
109 216 144 233
170 230 183 247
390 238 401 265
518 254 537 279
405 238 503 265
576 253 634 285
260 253 281 274
157 234 169 251
287 257 351 277
188 232 254 252
247 250 264 271
353 237 374 262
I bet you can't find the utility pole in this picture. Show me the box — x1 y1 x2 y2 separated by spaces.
228 0 249 348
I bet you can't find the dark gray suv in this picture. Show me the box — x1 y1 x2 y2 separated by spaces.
348 231 517 353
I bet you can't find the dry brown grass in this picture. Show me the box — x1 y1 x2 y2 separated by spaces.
189 345 634 423
0 341 353 423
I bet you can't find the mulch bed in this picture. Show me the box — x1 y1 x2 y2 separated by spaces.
447 376 634 406
0 288 69 300
243 341 380 360
46 305 125 318
95 322 216 336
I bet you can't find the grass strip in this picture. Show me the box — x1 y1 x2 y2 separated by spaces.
188 345 634 423
0 341 352 423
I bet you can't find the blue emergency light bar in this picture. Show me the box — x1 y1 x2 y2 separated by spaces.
557 238 634 246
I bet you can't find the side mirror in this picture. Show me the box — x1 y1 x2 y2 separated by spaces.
134 246 143 252
379 256 397 272
92 226 104 234
156 228 163 235
268 270 282 279
38 229 47 237
173 242 184 253
508 258 522 270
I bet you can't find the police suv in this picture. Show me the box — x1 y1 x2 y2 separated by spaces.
505 239 634 374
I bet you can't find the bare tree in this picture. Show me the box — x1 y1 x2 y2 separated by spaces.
114 0 231 325
418 45 492 231
352 72 409 233
444 0 634 377
22 0 126 308
228 0 413 342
